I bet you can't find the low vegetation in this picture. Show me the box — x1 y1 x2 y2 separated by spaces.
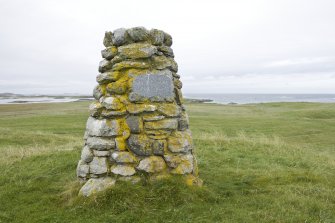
0 102 334 222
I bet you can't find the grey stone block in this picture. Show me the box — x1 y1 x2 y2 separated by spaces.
79 177 116 197
86 136 115 150
127 134 151 156
89 157 108 175
101 46 118 60
150 29 165 45
77 160 90 178
92 150 111 157
127 27 149 42
131 74 174 101
151 139 166 155
81 145 93 163
168 130 193 153
118 43 157 59
136 156 166 173
112 28 127 46
126 116 142 133
144 119 178 130
111 151 137 163
86 117 120 137
111 165 136 176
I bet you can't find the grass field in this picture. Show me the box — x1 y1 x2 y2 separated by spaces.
0 102 334 223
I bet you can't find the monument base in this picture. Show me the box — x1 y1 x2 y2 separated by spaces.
79 175 203 197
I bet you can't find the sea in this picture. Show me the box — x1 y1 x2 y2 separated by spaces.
0 96 92 104
184 94 335 104
0 94 334 105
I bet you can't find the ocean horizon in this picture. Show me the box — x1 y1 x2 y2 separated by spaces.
0 93 335 105
184 93 335 104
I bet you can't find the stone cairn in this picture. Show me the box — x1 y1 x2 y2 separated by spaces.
76 27 202 196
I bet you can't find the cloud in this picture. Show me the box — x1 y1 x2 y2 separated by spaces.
264 57 334 68
0 0 335 94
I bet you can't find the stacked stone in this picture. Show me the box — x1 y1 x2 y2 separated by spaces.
76 27 201 196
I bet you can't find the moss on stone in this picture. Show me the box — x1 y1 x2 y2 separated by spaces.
101 109 127 118
149 29 165 45
118 43 157 59
144 119 178 131
97 71 122 84
101 46 118 60
137 156 167 173
100 84 107 96
103 31 113 47
101 96 124 110
127 68 150 78
145 129 172 140
115 137 127 151
167 130 193 153
163 31 173 46
157 103 181 117
126 103 156 114
106 80 128 95
151 56 178 72
184 174 203 187
89 101 103 117
173 78 182 89
112 61 150 71
112 151 137 164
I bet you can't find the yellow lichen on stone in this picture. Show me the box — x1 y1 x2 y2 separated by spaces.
174 88 184 105
127 68 150 77
89 101 103 117
106 79 128 95
112 61 150 71
126 103 156 114
107 71 122 81
168 130 193 153
101 96 125 111
101 109 127 117
157 103 181 117
122 128 131 139
115 137 127 151
100 84 107 96
137 156 167 173
144 119 178 130
118 43 157 59
116 95 130 106
117 118 130 138
164 154 193 174
145 129 172 140
112 151 138 163
151 55 178 72
111 46 118 55
184 174 203 187
171 160 193 174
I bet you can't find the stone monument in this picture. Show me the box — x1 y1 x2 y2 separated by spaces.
76 27 202 196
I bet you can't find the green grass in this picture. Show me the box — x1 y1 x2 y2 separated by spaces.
0 102 334 222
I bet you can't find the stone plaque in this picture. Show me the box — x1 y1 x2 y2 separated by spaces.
131 74 174 100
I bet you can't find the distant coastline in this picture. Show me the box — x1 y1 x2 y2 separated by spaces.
0 93 93 104
1 93 335 105
185 93 335 104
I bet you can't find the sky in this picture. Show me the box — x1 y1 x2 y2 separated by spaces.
0 0 335 94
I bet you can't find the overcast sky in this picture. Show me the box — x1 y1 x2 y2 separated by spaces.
0 0 335 94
